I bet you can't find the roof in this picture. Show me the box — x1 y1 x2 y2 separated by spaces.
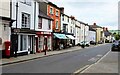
38 11 53 20
48 2 60 9
89 26 96 31
104 31 111 37
89 25 103 28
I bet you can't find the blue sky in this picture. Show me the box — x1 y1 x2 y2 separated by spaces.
49 0 119 30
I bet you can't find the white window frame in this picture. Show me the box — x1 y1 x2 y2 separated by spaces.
56 20 59 29
50 7 53 15
56 10 58 16
21 12 30 28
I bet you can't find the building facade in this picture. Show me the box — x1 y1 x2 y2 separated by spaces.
90 23 104 43
35 9 53 52
0 0 14 57
11 0 36 56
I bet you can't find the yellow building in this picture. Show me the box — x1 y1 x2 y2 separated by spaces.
90 23 104 43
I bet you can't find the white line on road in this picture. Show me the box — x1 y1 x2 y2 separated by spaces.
73 65 90 74
80 49 111 73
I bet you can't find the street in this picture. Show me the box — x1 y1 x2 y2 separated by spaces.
2 44 111 73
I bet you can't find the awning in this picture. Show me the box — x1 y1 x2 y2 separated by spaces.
66 35 76 39
53 33 68 39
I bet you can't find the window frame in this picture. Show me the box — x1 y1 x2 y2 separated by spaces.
21 12 30 28
56 21 59 29
38 18 42 29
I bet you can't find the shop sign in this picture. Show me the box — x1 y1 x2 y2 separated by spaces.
0 38 2 45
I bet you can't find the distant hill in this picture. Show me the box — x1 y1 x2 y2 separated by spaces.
109 30 120 34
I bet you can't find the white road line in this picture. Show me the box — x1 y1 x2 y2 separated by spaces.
81 49 111 73
74 65 90 73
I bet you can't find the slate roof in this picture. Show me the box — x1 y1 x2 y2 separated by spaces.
38 11 53 20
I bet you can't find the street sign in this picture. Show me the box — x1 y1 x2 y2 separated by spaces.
14 29 20 33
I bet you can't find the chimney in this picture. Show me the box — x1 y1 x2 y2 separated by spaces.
60 7 64 14
93 23 96 26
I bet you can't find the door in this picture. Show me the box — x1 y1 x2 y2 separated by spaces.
44 38 47 51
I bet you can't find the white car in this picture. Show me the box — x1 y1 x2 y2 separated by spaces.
79 41 90 47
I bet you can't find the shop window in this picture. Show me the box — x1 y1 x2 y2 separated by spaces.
20 35 27 51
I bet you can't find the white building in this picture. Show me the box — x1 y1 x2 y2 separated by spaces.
0 0 14 57
11 0 37 56
88 26 96 42
75 20 81 45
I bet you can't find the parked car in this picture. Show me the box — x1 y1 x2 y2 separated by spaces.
78 41 90 47
98 41 103 44
90 41 96 45
111 40 120 51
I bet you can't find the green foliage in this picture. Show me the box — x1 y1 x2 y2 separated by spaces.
114 34 120 40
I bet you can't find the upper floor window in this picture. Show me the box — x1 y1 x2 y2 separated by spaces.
38 18 42 29
56 10 58 16
62 15 64 21
50 7 53 15
21 0 31 6
56 21 58 29
22 13 30 28
68 18 69 22
48 20 51 29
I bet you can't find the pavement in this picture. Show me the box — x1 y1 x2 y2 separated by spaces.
80 51 119 74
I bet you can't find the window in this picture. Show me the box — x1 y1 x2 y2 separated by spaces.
56 21 58 29
20 35 27 51
48 20 51 29
38 18 42 29
50 7 53 15
62 15 64 21
71 26 72 33
21 0 31 6
56 10 58 16
22 13 30 28
68 18 69 22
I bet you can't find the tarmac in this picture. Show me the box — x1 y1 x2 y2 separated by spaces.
1 43 119 74
80 50 119 74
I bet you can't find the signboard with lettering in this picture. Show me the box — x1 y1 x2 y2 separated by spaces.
0 38 2 45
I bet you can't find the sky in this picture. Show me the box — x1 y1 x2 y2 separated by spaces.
49 0 119 30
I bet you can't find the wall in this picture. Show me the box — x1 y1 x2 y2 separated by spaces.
11 0 35 29
47 5 60 32
0 0 11 51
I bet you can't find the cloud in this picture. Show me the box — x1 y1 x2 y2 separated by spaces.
49 0 119 30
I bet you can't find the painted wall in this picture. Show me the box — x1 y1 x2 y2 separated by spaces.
0 0 11 51
11 0 35 29
0 0 10 17
47 5 61 32
88 31 96 42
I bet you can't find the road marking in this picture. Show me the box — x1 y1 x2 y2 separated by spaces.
97 54 102 57
80 50 111 73
73 65 90 74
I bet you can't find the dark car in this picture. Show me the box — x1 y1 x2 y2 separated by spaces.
90 41 96 45
111 40 120 51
